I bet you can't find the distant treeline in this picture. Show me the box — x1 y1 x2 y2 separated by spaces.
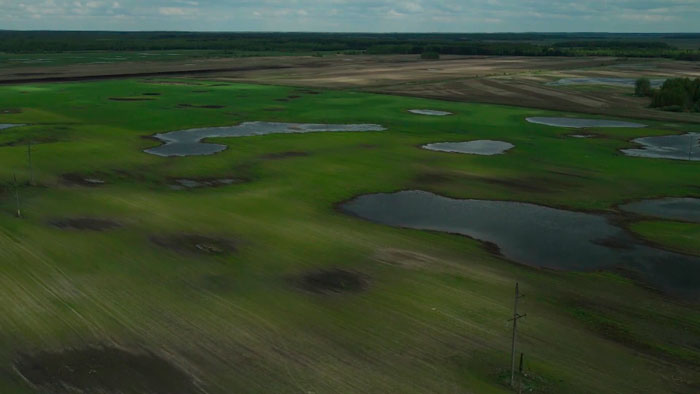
0 31 699 60
649 78 700 112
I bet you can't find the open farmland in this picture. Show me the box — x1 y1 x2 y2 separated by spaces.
0 78 699 393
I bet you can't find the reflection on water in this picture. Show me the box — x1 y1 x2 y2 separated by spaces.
622 133 700 161
423 140 514 155
621 198 700 223
527 117 646 128
341 190 700 296
145 122 386 157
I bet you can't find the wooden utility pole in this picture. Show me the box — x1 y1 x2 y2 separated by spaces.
13 173 21 218
27 140 34 185
509 282 526 388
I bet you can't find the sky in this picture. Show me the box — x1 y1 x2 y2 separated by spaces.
0 0 699 32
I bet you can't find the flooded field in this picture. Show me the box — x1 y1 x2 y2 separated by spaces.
621 198 700 223
423 140 514 155
547 78 666 88
145 122 386 157
622 132 700 161
408 109 452 116
341 190 700 295
527 117 646 128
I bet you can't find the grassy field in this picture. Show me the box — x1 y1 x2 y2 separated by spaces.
0 79 699 393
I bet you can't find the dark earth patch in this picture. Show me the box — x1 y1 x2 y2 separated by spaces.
288 95 301 99
191 90 211 93
109 97 155 102
260 151 309 160
177 104 225 109
0 136 60 147
62 173 106 187
14 346 202 394
151 234 236 256
168 177 242 190
49 218 121 231
275 98 290 102
413 171 567 193
0 108 22 114
297 269 369 294
142 92 161 96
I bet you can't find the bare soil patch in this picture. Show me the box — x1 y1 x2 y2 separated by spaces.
0 108 22 114
260 151 309 160
151 234 236 256
168 177 242 190
62 173 106 187
49 218 121 231
142 92 161 96
177 103 224 109
14 346 202 394
297 269 369 294
109 97 155 102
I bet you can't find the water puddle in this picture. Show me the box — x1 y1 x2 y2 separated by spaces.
0 124 25 130
620 198 700 223
622 133 699 161
340 190 700 296
569 134 596 139
145 122 386 157
527 117 646 128
423 140 514 155
547 78 666 88
409 109 453 116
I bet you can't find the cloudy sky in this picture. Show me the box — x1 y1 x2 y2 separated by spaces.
1 0 698 32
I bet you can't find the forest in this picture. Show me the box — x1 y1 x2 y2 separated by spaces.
1 31 699 60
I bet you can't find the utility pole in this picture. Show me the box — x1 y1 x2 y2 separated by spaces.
27 140 34 185
13 173 22 218
509 282 526 388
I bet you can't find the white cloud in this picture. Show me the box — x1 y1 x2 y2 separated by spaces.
0 0 697 32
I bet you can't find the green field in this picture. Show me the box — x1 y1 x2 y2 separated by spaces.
0 79 699 393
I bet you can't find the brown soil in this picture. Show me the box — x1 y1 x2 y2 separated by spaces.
260 151 309 160
150 234 236 256
49 218 121 231
297 269 369 294
142 92 161 96
14 346 202 394
1 54 697 123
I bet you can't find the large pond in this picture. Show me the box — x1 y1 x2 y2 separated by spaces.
622 133 700 161
409 109 453 116
527 117 646 128
0 124 25 130
423 140 514 155
340 190 700 296
145 122 386 157
621 198 700 223
547 78 666 88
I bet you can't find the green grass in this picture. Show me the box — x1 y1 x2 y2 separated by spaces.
630 220 700 256
0 79 699 394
